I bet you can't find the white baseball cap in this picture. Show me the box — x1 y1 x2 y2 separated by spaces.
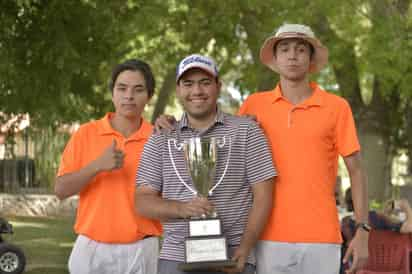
176 54 218 82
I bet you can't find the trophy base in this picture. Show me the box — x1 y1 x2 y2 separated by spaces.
178 260 237 272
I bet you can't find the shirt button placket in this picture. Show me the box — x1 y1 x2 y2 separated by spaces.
288 107 297 128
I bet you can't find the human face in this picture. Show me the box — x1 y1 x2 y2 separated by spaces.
274 38 313 81
176 68 221 123
112 70 150 120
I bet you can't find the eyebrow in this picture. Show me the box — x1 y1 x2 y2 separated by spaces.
115 82 146 88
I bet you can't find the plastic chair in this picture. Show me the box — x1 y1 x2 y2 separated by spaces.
356 230 411 274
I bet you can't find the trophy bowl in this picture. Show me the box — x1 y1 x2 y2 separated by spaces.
184 137 217 199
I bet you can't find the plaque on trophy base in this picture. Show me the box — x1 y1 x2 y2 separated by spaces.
179 235 236 271
179 217 236 271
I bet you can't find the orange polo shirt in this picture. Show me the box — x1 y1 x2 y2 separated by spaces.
57 113 161 243
239 82 360 243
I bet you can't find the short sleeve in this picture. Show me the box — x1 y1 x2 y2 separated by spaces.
245 121 277 185
57 130 82 177
136 134 164 192
336 100 360 157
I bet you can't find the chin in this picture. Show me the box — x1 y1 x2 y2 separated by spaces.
187 110 213 120
285 74 306 81
121 112 140 119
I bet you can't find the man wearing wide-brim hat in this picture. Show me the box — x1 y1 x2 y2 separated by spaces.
239 23 369 274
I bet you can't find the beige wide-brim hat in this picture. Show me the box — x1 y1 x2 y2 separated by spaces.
260 23 329 74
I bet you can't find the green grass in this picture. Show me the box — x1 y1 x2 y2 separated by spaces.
3 216 76 274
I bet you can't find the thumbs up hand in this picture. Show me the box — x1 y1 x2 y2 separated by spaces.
95 139 125 172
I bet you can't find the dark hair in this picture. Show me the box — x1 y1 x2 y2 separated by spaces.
273 39 315 59
109 59 155 98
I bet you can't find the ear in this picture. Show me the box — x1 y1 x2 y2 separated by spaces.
175 83 181 96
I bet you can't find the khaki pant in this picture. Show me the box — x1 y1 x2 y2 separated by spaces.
256 241 341 274
68 235 159 274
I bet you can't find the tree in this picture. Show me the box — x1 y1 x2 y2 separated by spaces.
1 0 411 197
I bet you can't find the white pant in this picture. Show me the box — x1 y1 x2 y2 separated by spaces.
256 241 341 274
68 235 159 274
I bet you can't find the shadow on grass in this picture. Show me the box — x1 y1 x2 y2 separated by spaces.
4 216 76 274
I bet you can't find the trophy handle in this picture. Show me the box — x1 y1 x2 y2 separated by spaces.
208 136 231 196
216 136 226 148
168 139 198 195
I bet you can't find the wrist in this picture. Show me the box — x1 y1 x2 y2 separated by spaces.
355 222 371 233
175 201 187 219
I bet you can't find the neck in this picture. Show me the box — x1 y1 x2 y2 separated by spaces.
279 77 313 105
110 114 141 138
187 110 217 130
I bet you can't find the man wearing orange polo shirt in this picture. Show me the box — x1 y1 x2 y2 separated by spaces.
55 59 161 274
238 23 369 274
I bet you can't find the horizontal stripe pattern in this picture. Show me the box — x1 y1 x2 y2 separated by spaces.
137 111 276 262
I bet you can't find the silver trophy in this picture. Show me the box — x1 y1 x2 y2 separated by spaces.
168 136 236 271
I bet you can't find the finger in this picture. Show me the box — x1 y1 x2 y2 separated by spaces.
221 267 236 273
248 114 257 121
346 256 358 274
342 245 352 263
116 161 123 169
234 255 245 272
153 126 161 134
160 115 176 130
345 265 355 274
166 115 177 123
114 151 125 159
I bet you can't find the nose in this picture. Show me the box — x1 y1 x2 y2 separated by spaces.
191 81 204 95
124 88 135 100
287 49 297 59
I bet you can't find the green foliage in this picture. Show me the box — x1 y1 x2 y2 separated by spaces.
31 128 69 188
0 0 140 126
369 199 383 210
5 216 76 273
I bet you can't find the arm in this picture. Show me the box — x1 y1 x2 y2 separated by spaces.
342 151 369 273
135 185 213 221
55 140 124 200
344 152 368 225
227 179 273 273
55 161 100 200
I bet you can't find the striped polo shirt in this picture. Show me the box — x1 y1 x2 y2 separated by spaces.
136 110 276 262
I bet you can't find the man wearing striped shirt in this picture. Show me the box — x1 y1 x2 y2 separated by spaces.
135 54 276 274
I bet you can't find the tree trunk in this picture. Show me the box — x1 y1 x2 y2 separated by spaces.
406 102 412 175
240 11 277 91
151 70 176 123
358 129 393 201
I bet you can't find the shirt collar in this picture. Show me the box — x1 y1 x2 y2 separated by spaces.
178 107 225 130
271 82 324 107
98 113 116 135
98 112 152 140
